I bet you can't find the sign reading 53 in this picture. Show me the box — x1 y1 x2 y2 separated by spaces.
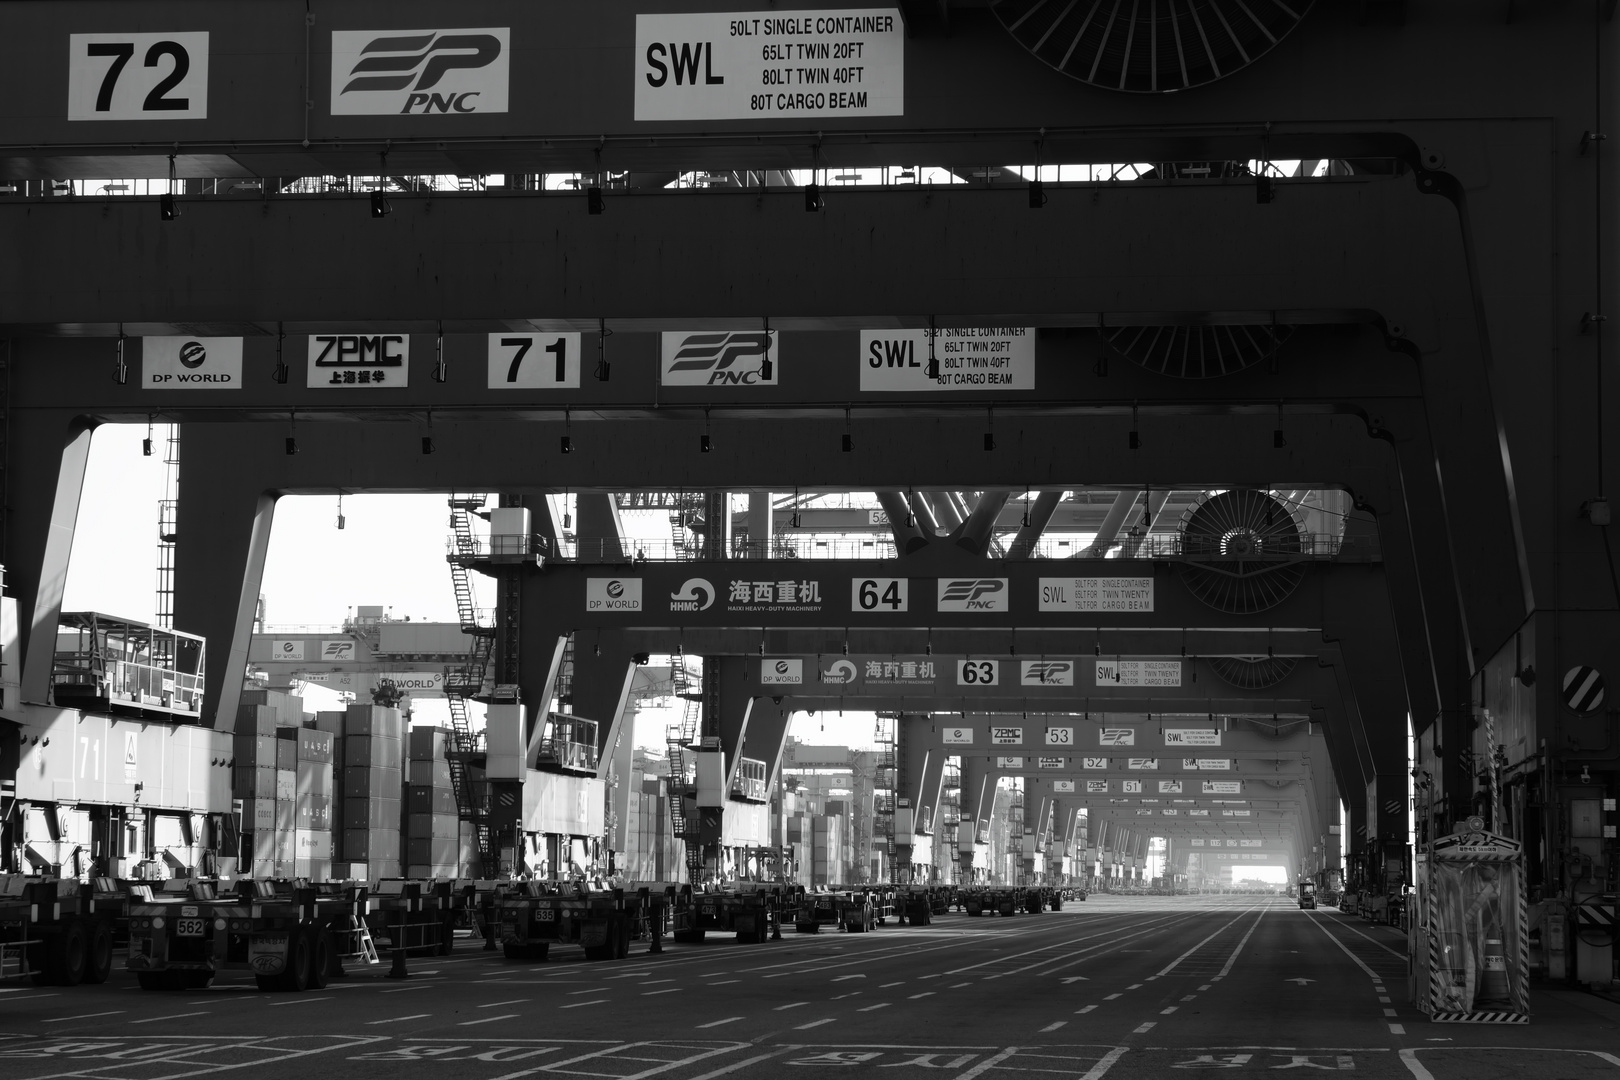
70 33 209 120
956 660 999 685
852 578 908 612
488 333 581 389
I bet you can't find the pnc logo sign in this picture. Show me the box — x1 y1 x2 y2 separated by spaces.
669 578 715 612
331 29 510 115
1020 660 1074 686
661 331 778 386
937 578 1008 612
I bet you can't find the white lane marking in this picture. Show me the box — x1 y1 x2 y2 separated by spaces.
1327 912 1410 960
129 1011 208 1024
775 1002 807 1010
1080 1047 1130 1080
699 972 729 978
858 1003 890 1012
1039 1021 1066 1032
881 981 904 987
381 986 426 993
796 1018 835 1029
708 980 740 986
1104 993 1122 1000
483 999 530 1007
1382 1009 1398 1017
641 978 675 985
1181 995 1197 1002
643 989 679 996
1389 1024 1405 1035
1198 984 1212 991
1214 908 1266 979
682 1050 788 1080
951 982 973 988
1302 911 1387 980
271 996 327 1005
462 1013 520 1025
1153 903 1267 978
1378 996 1391 1004
909 992 936 999
919 973 942 979
696 1016 742 1028
1132 1022 1156 1034
486 1038 743 1080
569 987 610 994
369 1013 431 1024
1075 1005 1097 1014
560 999 608 1009
1161 1006 1178 1015
948 1045 1021 1080
42 1011 123 1023
1397 1049 1437 1080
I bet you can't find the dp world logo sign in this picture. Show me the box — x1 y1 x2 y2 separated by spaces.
760 658 803 686
669 578 715 612
332 29 510 115
661 331 778 386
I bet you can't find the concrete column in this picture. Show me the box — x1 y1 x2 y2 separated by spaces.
740 695 793 791
708 657 755 793
575 492 625 562
748 491 773 559
556 632 638 772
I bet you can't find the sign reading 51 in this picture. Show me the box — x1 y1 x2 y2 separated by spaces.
70 33 210 121
852 578 908 612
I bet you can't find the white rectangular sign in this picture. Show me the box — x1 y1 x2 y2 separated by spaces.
1082 756 1109 770
143 336 241 389
70 33 210 121
859 328 1035 391
318 640 356 662
1161 808 1178 816
487 333 581 389
1086 780 1108 793
1098 728 1136 747
1185 758 1232 771
1203 781 1244 794
269 639 304 662
1038 757 1065 769
1189 809 1210 817
990 727 1022 746
308 333 409 388
1053 780 1075 794
1094 660 1182 687
956 660 999 686
852 577 908 612
760 658 803 685
1044 727 1075 747
1122 780 1142 793
634 11 904 121
938 578 1008 612
995 756 1024 769
941 726 973 745
1223 809 1253 817
331 29 510 115
1158 780 1183 794
1241 839 1263 847
661 331 777 386
586 578 643 612
1020 660 1075 686
1127 758 1159 770
1164 728 1220 747
1191 838 1206 846
1040 577 1155 612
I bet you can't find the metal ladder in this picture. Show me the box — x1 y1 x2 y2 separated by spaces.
445 493 497 878
155 428 180 628
666 653 704 881
353 914 380 964
874 713 897 880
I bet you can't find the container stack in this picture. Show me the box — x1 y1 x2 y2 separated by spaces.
232 701 279 877
405 727 460 878
274 736 296 877
292 729 335 880
341 703 403 878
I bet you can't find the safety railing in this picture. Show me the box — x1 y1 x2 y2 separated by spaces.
445 534 550 563
730 757 769 803
534 713 599 773
567 537 898 562
1018 532 1349 561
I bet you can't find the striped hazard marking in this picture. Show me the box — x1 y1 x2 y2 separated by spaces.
1563 665 1606 714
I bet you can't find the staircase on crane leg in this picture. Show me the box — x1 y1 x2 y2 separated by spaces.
444 494 498 878
666 653 704 881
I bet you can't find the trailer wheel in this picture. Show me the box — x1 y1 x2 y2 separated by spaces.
83 921 114 984
308 931 332 990
278 926 313 992
50 919 89 987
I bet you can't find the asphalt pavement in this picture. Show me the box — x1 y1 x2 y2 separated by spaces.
2 895 1617 1080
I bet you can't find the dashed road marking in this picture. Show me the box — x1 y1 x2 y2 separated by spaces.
1389 1024 1405 1035
461 1013 520 1025
130 1011 208 1024
643 989 678 996
776 1002 807 1010
796 1018 836 1029
1127 983 1143 989
951 982 973 988
560 999 607 1009
1076 1005 1097 1014
1181 995 1197 1002
1133 1022 1157 1034
1080 1046 1130 1080
858 1003 890 1012
909 992 935 999
881 981 904 987
42 1010 123 1023
568 987 609 994
1104 993 1122 1000
697 1016 743 1028
369 1013 431 1024
1039 1021 1066 1032
483 999 529 1007
1161 1006 1178 1014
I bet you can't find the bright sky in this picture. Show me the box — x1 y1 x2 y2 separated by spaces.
63 423 881 751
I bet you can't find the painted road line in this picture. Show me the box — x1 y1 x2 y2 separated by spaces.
1389 1024 1405 1035
881 981 904 987
775 1002 808 1010
1127 983 1143 989
697 1016 743 1028
682 1050 789 1080
569 987 610 994
1132 1022 1157 1034
909 992 936 999
795 1018 836 1029
857 1003 890 1012
381 986 427 993
271 995 328 1005
129 1011 207 1024
1161 1006 1179 1014
1080 1046 1130 1080
699 972 729 978
643 989 679 996
1198 984 1212 991
1104 993 1122 1000
919 973 942 979
951 982 973 988
1213 908 1267 979
482 999 530 1007
1379 996 1392 1003
950 1045 1021 1080
1076 1005 1097 1014
1039 1021 1066 1032
1181 995 1197 1002
462 1013 520 1026
560 999 608 1009
1383 1008 1398 1017
708 980 740 986
1153 902 1267 978
41 1011 123 1023
641 979 675 985
369 1014 431 1024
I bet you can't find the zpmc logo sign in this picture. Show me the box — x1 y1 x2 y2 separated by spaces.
660 331 778 386
331 29 510 115
937 578 1008 612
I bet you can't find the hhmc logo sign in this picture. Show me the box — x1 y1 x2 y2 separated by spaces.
331 29 510 115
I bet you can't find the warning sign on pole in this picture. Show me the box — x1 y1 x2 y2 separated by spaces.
634 11 904 121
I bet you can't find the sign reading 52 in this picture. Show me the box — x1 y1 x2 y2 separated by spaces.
69 33 209 120
852 577 908 612
488 333 581 389
956 660 999 685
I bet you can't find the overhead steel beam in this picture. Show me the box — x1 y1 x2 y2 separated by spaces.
1006 490 1064 559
